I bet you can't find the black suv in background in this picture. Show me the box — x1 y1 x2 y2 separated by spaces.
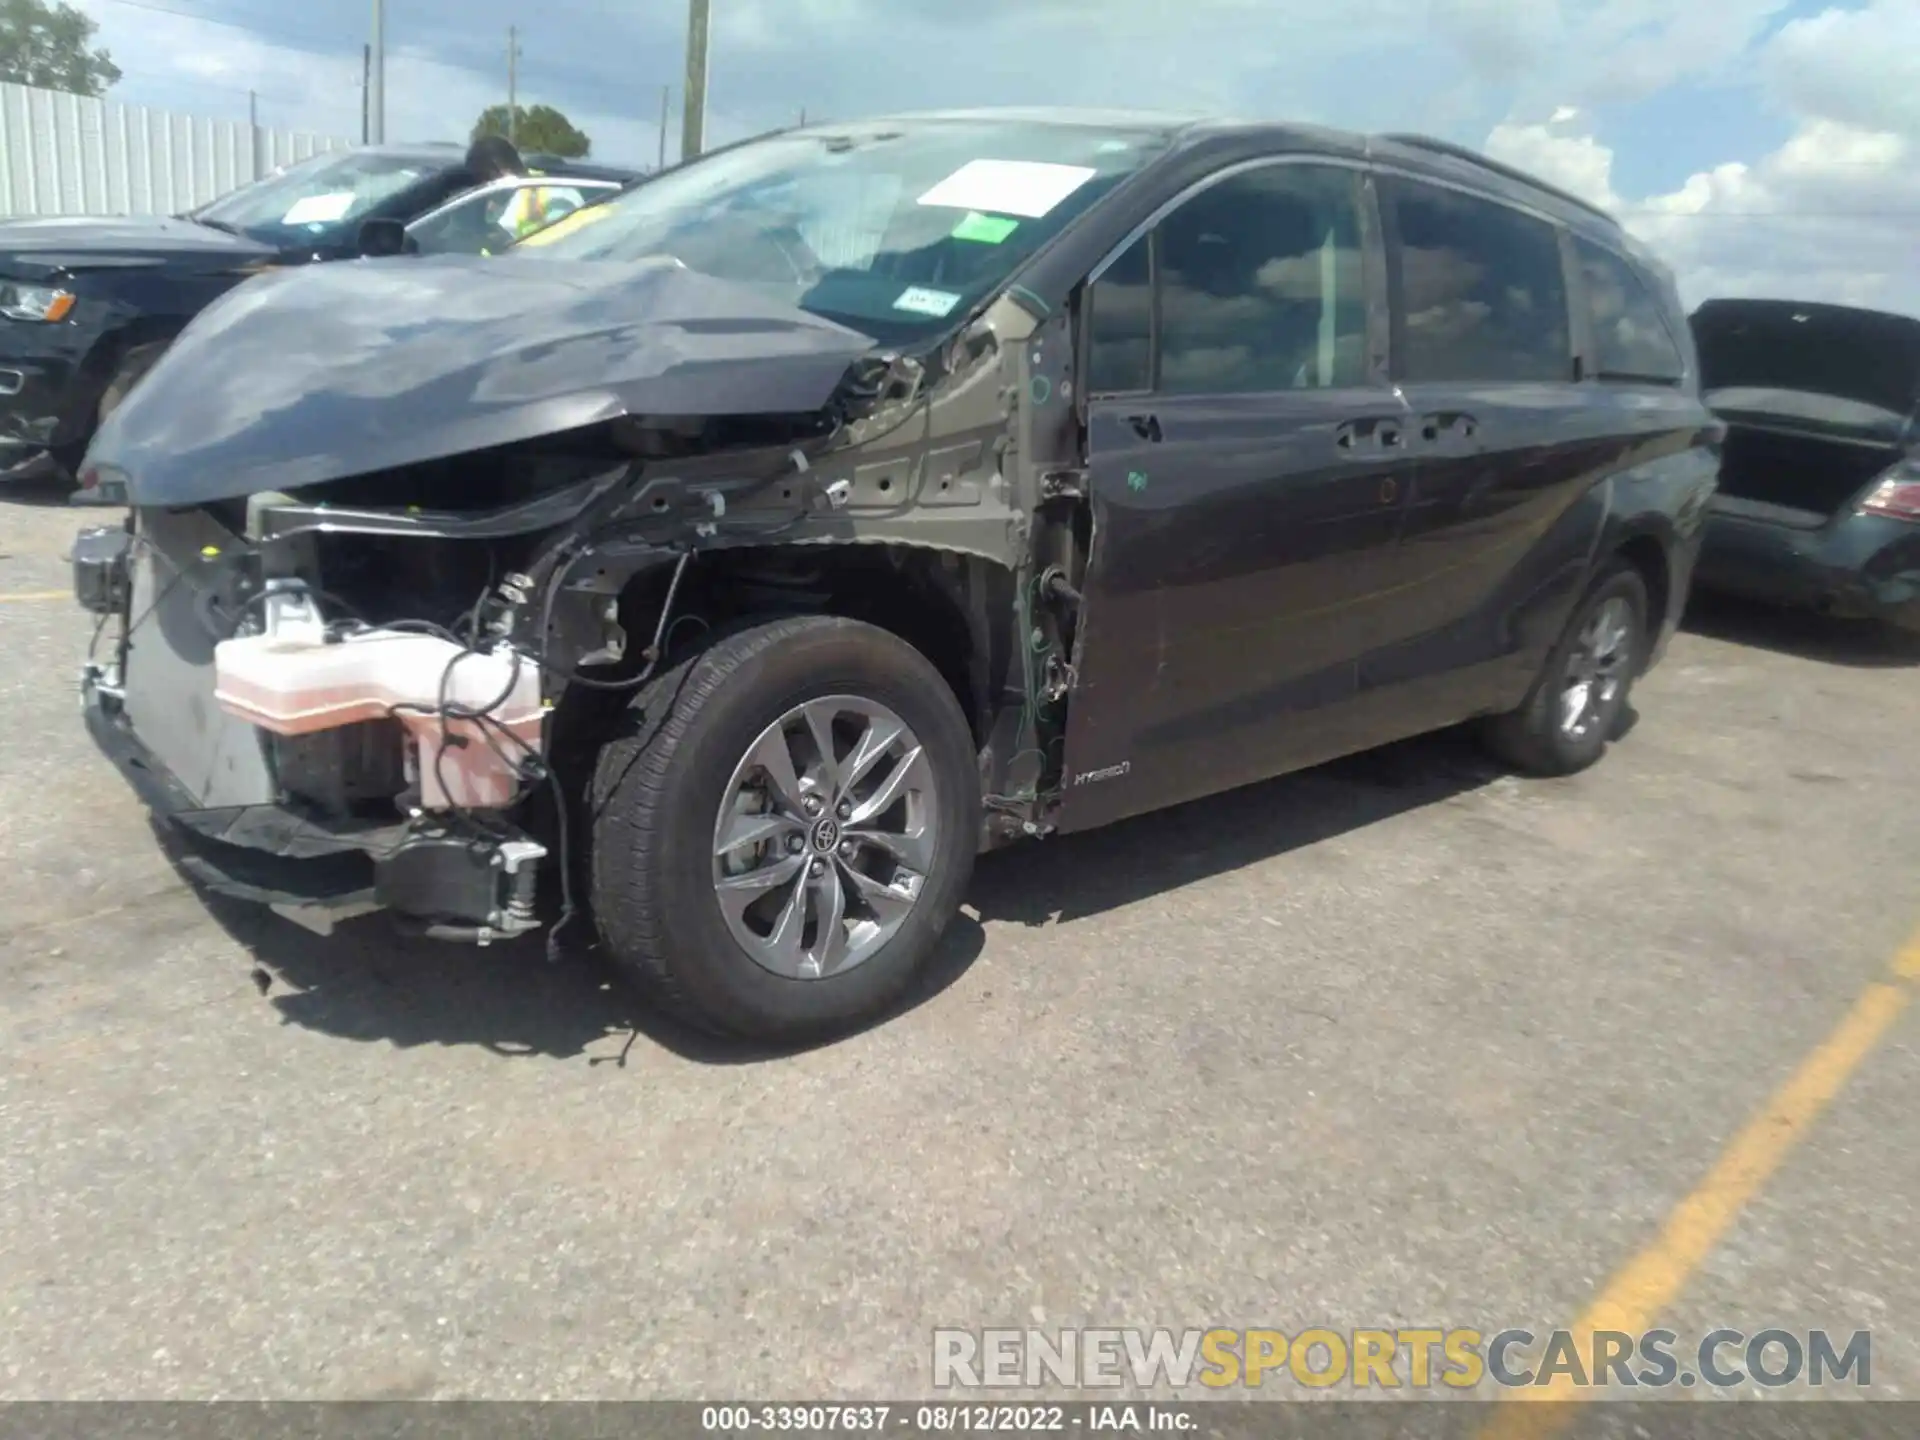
0 142 637 487
73 111 1720 1044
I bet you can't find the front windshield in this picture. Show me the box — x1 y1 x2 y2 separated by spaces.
510 117 1170 344
193 149 448 243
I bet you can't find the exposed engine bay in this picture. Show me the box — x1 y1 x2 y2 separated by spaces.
74 287 1095 947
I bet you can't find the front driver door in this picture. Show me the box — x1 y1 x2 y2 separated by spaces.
1054 158 1417 834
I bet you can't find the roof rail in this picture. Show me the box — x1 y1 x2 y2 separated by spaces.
1376 132 1618 225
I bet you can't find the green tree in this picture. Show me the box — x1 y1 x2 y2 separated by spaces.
471 103 590 159
0 0 120 96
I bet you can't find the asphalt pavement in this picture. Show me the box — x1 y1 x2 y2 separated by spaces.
3 488 1919 1405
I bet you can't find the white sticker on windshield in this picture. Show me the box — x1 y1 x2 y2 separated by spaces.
915 159 1097 219
893 286 962 318
281 192 355 226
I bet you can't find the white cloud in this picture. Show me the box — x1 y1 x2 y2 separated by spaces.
1436 0 1793 111
1566 0 1791 106
1762 0 1920 139
1485 117 1623 211
1632 120 1920 314
54 0 1920 319
1480 0 1920 317
1484 110 1919 316
74 2 676 165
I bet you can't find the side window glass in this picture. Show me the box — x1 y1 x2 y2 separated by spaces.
1087 232 1151 393
541 187 589 222
1156 164 1368 395
1573 236 1684 382
1389 180 1570 383
510 186 590 236
407 190 502 255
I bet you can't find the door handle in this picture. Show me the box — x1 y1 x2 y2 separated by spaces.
1418 411 1479 444
1126 412 1162 443
1334 416 1404 453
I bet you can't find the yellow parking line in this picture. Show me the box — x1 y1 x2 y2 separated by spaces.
0 590 67 603
1479 924 1920 1440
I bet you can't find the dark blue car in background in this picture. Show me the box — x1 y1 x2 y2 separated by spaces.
1691 298 1920 633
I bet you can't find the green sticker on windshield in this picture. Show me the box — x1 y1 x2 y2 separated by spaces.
951 210 1019 245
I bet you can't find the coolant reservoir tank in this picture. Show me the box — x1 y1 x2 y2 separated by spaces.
213 622 545 811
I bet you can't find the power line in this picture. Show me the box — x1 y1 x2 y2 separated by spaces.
93 0 676 128
1621 210 1920 219
91 0 646 98
504 41 676 106
97 68 359 121
88 0 357 53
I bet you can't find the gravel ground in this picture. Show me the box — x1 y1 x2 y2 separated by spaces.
4 490 1919 1403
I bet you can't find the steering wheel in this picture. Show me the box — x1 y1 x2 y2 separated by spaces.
668 213 825 291
764 224 826 286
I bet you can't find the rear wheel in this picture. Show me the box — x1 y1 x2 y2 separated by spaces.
1480 562 1649 777
588 614 981 1043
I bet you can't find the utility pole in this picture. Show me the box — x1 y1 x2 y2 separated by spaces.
657 84 670 170
360 44 371 143
367 0 385 143
681 0 709 162
506 26 520 146
247 89 260 180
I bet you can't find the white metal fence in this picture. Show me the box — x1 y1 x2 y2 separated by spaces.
0 81 352 219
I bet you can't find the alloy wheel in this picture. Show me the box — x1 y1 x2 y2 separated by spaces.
711 694 939 980
1558 596 1635 741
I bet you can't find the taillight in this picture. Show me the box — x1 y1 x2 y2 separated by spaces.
1860 471 1920 522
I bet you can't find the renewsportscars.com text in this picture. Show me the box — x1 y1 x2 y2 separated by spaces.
931 1327 1871 1391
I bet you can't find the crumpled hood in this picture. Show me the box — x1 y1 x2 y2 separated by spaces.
87 253 883 506
1692 298 1920 421
0 213 274 264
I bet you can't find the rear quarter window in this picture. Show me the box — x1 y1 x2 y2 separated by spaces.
1573 235 1686 384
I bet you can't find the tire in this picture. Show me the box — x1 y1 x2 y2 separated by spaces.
587 614 981 1044
97 341 168 422
44 342 169 482
1479 561 1650 777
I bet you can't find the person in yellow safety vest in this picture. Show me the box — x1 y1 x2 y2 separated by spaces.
461 134 567 250
497 181 567 240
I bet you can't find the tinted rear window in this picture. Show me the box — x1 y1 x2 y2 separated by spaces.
1387 178 1570 384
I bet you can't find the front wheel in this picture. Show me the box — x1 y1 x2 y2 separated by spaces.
588 614 981 1043
98 340 169 422
1480 562 1649 777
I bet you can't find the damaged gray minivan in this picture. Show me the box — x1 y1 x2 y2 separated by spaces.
71 109 1718 1041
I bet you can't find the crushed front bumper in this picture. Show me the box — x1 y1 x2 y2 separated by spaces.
80 661 548 942
0 318 108 482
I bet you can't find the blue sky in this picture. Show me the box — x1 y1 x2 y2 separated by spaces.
70 0 1920 315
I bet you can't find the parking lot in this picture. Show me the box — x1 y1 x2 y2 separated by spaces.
3 486 1919 1404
